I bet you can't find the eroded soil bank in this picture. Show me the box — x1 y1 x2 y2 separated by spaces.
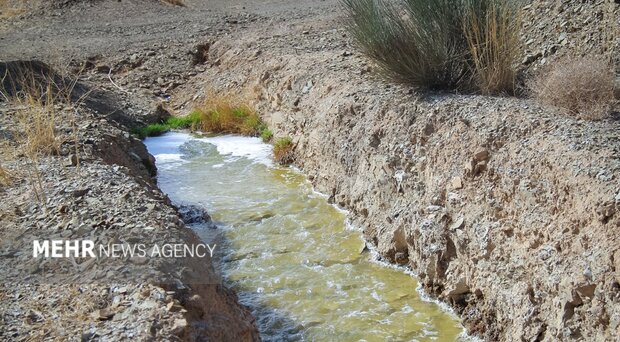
0 61 259 340
174 2 620 341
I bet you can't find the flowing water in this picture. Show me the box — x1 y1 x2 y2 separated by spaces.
145 132 465 341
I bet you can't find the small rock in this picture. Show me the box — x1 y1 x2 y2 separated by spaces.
427 205 443 212
576 284 596 299
522 52 542 65
72 188 90 198
474 148 490 162
450 216 465 230
450 176 463 190
446 278 470 297
558 32 568 43
64 154 79 167
92 308 115 321
302 80 313 94
463 159 475 176
171 318 187 335
81 331 97 342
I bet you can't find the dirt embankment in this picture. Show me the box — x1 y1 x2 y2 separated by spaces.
0 61 259 341
174 1 620 340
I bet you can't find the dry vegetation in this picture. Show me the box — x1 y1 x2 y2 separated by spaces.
464 1 520 94
0 64 83 201
0 0 26 19
273 137 294 165
3 85 60 202
341 0 520 93
0 164 11 187
194 91 265 135
11 85 61 157
530 56 616 120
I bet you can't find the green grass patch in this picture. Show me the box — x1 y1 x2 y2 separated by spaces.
132 123 169 139
132 112 203 139
273 137 294 165
133 94 277 141
166 111 201 129
260 127 273 142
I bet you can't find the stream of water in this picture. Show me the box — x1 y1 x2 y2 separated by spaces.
145 132 466 341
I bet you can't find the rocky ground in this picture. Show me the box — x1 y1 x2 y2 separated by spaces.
0 60 259 340
173 0 619 341
1 0 619 341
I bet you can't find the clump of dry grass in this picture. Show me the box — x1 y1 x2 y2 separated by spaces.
1 62 83 201
8 86 60 202
0 164 11 187
464 0 521 94
194 92 265 135
341 0 520 93
0 0 26 19
12 85 60 157
530 56 616 120
273 137 294 165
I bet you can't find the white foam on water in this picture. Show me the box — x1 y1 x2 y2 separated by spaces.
198 135 273 167
145 132 274 167
144 132 191 166
155 153 183 162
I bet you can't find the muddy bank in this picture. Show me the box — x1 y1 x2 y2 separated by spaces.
177 4 620 341
0 61 259 341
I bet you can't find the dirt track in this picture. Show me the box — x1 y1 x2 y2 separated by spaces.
0 0 338 61
1 0 341 119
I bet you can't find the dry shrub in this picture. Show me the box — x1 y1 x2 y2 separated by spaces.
5 86 60 202
530 56 616 120
0 62 83 201
7 84 60 157
195 91 264 135
464 0 520 94
1 61 84 157
0 164 11 187
341 0 520 93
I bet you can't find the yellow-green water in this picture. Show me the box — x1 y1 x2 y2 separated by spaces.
145 132 465 341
